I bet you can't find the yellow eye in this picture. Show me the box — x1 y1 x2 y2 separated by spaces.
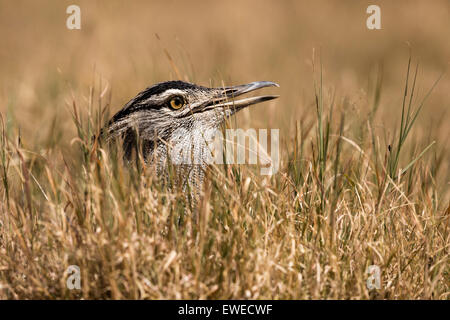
169 96 184 110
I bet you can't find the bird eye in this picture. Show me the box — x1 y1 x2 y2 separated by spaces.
169 96 185 110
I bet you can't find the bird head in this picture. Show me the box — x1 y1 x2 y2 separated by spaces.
104 80 279 160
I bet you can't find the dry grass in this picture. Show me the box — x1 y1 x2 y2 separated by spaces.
0 0 449 299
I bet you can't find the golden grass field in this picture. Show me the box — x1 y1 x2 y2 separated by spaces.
0 0 449 299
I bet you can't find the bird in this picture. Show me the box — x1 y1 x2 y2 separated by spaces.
102 80 279 207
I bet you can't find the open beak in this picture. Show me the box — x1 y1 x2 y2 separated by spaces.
206 81 279 111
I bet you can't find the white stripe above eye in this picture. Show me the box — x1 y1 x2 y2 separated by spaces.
140 89 186 105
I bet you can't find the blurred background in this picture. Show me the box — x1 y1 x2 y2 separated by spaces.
0 0 448 182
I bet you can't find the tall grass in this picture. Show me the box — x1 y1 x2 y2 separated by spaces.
387 57 441 181
0 59 449 299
